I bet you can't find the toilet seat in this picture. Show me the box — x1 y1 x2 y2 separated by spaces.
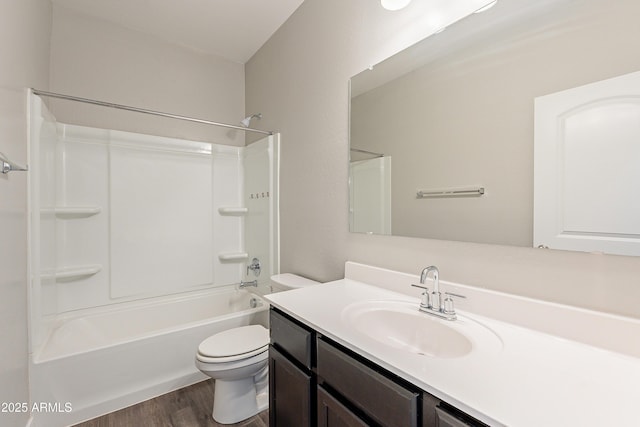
196 348 268 365
197 325 269 363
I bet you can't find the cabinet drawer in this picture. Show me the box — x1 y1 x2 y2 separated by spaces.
317 338 419 427
270 308 314 369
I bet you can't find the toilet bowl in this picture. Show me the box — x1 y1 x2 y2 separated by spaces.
195 325 269 424
195 273 320 424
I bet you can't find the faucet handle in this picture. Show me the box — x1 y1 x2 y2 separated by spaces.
442 292 465 316
246 257 261 277
443 294 455 315
411 284 431 308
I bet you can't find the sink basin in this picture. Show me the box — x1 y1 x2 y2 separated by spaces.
341 300 501 359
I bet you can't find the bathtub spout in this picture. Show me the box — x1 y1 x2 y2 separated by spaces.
239 280 258 288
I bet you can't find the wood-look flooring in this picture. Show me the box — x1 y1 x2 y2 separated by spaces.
73 380 268 427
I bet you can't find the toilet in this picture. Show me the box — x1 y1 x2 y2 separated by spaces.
195 273 320 424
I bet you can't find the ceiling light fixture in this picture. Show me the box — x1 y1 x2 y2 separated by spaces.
380 0 412 11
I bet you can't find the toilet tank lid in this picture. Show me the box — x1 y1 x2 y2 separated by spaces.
270 273 320 288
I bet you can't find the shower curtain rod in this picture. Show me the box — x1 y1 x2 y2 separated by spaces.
31 89 274 136
350 147 384 158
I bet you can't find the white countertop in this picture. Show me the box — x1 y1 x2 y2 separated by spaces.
265 266 640 426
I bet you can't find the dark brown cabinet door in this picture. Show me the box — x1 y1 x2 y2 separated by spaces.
269 345 313 427
317 386 368 427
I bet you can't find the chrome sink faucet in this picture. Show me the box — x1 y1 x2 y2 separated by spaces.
412 266 462 321
420 265 441 311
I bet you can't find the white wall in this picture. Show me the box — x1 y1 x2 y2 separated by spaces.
0 0 51 425
49 4 245 146
246 0 640 318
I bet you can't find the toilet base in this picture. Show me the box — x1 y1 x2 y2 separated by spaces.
211 367 269 424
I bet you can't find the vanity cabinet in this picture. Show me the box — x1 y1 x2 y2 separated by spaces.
269 307 487 427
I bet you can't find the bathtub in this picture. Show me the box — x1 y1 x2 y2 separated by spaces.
29 286 269 427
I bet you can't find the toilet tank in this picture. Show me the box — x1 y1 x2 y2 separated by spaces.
270 273 320 293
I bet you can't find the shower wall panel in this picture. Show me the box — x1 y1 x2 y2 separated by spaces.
54 127 110 312
29 95 60 351
212 144 244 285
37 122 245 314
243 136 280 284
109 133 213 299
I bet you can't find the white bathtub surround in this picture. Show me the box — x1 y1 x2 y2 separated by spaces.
30 287 268 427
27 93 280 427
29 93 279 309
265 262 640 426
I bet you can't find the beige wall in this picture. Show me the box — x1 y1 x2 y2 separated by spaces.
246 0 640 318
0 0 51 425
49 4 246 145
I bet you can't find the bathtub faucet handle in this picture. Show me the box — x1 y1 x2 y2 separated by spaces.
246 258 261 277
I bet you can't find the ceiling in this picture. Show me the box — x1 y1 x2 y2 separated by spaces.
52 0 305 64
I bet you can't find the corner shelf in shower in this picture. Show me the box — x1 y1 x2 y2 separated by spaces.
41 206 102 218
40 264 102 281
217 207 248 216
218 252 249 262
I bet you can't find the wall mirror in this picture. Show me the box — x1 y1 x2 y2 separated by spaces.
349 0 640 255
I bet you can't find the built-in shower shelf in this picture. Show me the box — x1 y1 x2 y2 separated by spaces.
218 207 248 216
218 252 249 262
41 206 102 218
41 264 102 281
